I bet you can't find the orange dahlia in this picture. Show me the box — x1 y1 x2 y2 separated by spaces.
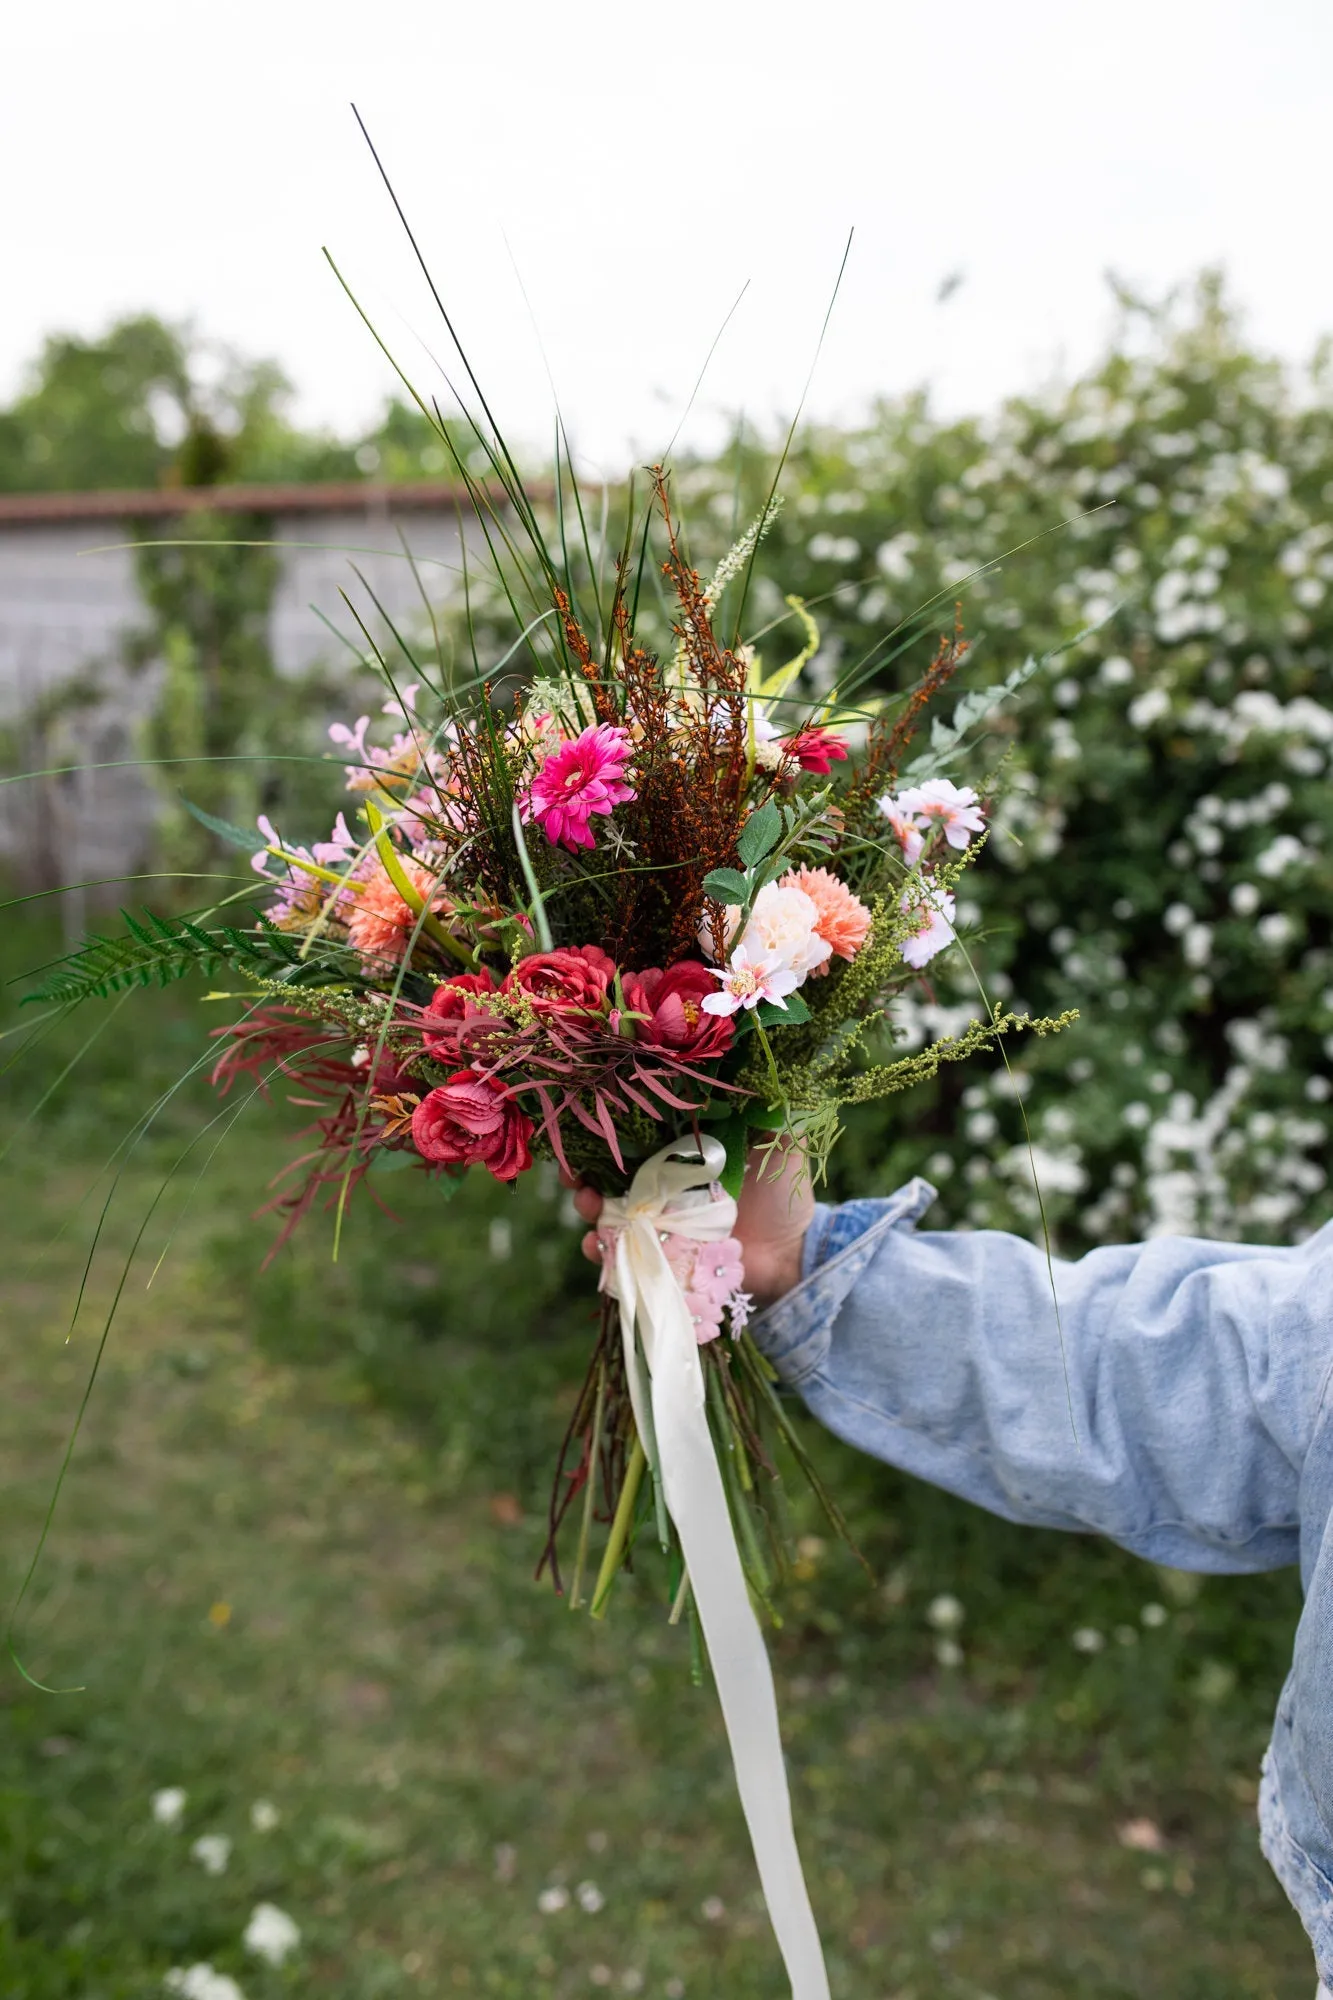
779 865 871 973
346 857 449 965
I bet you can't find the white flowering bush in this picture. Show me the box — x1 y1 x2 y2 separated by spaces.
686 273 1333 1249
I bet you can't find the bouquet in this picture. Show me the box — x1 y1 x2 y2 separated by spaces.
27 415 1072 1992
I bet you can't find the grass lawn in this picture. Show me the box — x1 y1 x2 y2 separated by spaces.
0 934 1317 1998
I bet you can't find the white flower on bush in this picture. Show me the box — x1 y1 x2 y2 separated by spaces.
1129 686 1171 729
190 1834 231 1876
243 1903 301 1968
152 1787 188 1828
163 1967 245 2000
248 1800 279 1833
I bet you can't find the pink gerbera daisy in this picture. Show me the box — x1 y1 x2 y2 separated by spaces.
521 722 636 852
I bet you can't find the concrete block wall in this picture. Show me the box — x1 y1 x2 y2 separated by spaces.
0 487 471 898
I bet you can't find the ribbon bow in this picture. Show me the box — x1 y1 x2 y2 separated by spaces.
599 1136 830 2000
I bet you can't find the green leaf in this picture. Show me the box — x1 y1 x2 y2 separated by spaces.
22 907 361 1007
714 1114 751 1200
743 1104 787 1131
737 798 782 868
756 991 810 1028
180 796 262 852
702 867 750 905
366 1148 420 1176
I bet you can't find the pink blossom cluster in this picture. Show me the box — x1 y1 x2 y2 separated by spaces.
329 685 453 799
250 811 356 922
876 778 985 970
598 1225 752 1342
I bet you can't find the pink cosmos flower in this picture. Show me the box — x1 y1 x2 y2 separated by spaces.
899 886 957 969
701 943 801 1017
521 723 636 852
877 795 926 866
889 779 985 852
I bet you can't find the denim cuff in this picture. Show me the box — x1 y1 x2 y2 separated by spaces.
751 1178 938 1388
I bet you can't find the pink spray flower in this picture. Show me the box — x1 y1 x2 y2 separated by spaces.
701 943 801 1017
521 723 636 852
899 886 957 969
889 779 985 851
684 1235 747 1344
876 794 926 866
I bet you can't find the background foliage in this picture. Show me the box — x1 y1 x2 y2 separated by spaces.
670 273 1333 1252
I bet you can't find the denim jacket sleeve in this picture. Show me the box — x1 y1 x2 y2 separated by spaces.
751 1182 1333 1573
750 1184 1333 1982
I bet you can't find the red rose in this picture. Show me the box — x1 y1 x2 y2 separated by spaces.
411 1069 534 1181
502 944 615 1018
422 969 500 1058
623 960 733 1060
784 726 848 775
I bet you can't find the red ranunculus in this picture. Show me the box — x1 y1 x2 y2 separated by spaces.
623 960 734 1059
784 726 848 775
411 1069 533 1181
502 944 615 1018
421 969 500 1058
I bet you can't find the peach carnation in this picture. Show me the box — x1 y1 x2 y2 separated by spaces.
346 857 449 965
779 865 871 973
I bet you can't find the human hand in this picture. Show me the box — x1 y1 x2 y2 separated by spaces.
571 1137 814 1312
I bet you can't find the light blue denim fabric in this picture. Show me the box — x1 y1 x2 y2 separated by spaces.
751 1182 1333 1982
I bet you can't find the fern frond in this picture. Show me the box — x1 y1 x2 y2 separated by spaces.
23 909 363 1007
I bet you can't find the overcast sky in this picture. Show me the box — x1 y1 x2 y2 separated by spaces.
4 0 1331 472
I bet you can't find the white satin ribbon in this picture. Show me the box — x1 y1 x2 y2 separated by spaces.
599 1135 830 2000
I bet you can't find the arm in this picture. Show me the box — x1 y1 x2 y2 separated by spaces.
757 1181 1333 1574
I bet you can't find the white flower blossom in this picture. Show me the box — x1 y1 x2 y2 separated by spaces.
190 1834 231 1876
163 1967 246 2000
152 1787 188 1828
243 1903 301 1968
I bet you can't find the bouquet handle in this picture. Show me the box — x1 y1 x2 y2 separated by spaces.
600 1137 830 2000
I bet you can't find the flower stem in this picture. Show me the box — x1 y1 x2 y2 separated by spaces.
589 1435 647 1621
266 846 363 891
568 1361 606 1613
753 1019 784 1107
363 801 475 966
